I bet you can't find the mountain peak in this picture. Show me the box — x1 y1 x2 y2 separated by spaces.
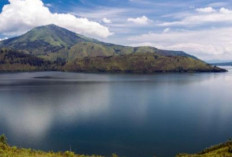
33 24 65 31
29 24 74 35
0 24 94 55
44 24 58 27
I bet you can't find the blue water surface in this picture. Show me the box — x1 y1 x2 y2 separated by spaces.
0 67 232 157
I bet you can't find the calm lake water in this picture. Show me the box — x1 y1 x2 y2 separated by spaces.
0 67 232 157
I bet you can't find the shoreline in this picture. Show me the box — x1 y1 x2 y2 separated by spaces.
1 135 232 157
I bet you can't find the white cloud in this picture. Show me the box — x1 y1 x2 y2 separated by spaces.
196 7 216 13
128 28 232 61
0 37 8 41
160 7 232 27
219 7 232 14
128 16 151 25
0 0 113 38
45 3 52 7
102 18 112 24
163 28 170 33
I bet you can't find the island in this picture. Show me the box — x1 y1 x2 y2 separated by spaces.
0 24 226 73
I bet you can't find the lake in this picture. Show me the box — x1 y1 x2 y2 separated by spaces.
0 67 232 157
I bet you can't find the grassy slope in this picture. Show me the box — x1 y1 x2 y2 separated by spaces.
177 141 232 157
0 25 91 56
0 143 104 157
0 135 115 157
2 142 231 157
36 42 195 63
1 134 232 157
0 48 225 73
64 53 224 73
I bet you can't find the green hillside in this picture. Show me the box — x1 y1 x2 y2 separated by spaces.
0 24 96 56
177 140 232 157
0 49 57 72
1 134 232 157
0 25 226 73
64 53 223 73
0 135 104 157
0 25 197 61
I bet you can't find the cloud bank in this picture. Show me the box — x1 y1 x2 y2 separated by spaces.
128 27 232 61
196 7 216 13
128 16 151 25
124 6 232 61
160 7 232 27
0 0 112 38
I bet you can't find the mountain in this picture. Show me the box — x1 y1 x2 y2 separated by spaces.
0 24 226 73
212 62 232 66
0 24 97 56
0 25 195 61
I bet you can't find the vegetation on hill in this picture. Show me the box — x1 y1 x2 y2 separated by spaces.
0 49 56 72
0 25 226 73
1 134 232 157
177 140 232 157
0 47 226 73
64 53 224 73
0 134 115 157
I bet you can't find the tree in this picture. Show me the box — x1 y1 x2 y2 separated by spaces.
0 134 7 145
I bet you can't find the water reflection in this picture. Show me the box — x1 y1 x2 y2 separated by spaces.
0 70 232 157
0 80 110 139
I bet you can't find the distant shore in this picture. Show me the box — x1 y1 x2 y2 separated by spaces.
1 135 232 157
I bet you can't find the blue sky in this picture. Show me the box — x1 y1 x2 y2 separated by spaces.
1 0 232 61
